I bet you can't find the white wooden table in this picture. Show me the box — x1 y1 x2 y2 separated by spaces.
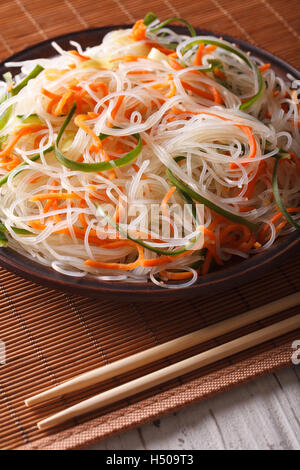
88 365 300 450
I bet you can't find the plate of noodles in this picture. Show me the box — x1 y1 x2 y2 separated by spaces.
0 12 299 300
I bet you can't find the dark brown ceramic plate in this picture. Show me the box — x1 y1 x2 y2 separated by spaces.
0 26 299 301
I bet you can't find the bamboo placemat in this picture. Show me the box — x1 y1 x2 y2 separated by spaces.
0 0 299 451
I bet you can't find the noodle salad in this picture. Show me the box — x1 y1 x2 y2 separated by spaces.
0 12 299 289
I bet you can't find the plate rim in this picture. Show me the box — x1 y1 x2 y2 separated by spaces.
0 25 299 299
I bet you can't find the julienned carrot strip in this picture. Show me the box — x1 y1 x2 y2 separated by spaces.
69 50 91 61
169 56 184 70
162 270 194 280
214 67 226 80
107 95 125 128
78 206 88 229
259 63 270 73
42 88 61 101
207 84 222 104
43 180 59 214
89 82 108 96
54 91 73 116
229 125 257 168
0 125 47 158
167 79 177 98
193 44 204 65
181 81 214 101
124 102 147 119
84 244 144 271
161 186 176 216
204 45 218 54
201 226 216 241
111 95 125 119
30 192 81 202
5 156 21 171
145 41 175 55
131 19 147 41
74 114 104 154
242 162 265 199
51 199 62 223
258 208 300 241
241 126 257 160
42 88 62 114
161 186 176 233
142 256 173 267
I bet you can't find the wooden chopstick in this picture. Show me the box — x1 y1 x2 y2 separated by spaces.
25 292 300 407
37 313 300 430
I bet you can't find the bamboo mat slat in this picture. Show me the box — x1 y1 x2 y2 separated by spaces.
0 0 299 451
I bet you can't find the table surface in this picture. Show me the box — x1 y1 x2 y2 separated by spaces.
0 0 299 451
88 365 300 450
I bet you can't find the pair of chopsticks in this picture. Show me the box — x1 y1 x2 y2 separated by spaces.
25 292 300 431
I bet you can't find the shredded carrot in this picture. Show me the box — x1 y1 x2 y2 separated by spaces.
107 95 125 128
30 192 81 202
131 19 147 41
69 50 91 61
169 56 184 70
43 180 59 214
242 162 265 199
89 82 108 96
181 81 214 101
214 67 226 80
54 90 73 116
74 114 104 154
0 124 47 158
259 63 271 73
161 186 176 234
167 79 177 98
42 88 61 101
207 84 222 104
193 44 205 66
229 125 257 169
85 243 144 271
162 270 194 280
259 208 300 241
145 41 175 55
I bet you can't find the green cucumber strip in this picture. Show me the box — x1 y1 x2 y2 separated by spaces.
143 12 157 26
149 17 196 37
0 231 8 246
11 65 44 96
166 167 259 231
0 221 33 235
96 204 202 256
17 113 42 124
0 64 44 131
55 103 143 173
